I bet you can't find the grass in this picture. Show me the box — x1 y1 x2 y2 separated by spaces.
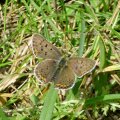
0 0 120 120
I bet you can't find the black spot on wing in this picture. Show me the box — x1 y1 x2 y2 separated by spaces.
45 52 47 56
45 44 48 47
41 47 43 51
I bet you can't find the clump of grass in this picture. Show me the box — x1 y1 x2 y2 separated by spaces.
0 0 120 120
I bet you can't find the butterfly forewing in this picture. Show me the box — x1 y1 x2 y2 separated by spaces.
68 57 96 78
34 59 58 83
32 34 62 60
54 66 75 89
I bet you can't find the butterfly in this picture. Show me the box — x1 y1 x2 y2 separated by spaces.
31 34 96 89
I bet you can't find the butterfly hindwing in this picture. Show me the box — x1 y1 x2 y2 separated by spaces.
34 59 58 83
54 65 75 89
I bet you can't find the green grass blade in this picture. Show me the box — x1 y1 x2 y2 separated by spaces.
0 62 12 67
3 0 8 32
84 94 120 107
39 85 57 120
0 108 9 120
103 64 120 72
78 12 86 57
99 39 106 70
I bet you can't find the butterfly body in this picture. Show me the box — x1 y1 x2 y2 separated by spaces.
31 34 96 89
51 57 67 81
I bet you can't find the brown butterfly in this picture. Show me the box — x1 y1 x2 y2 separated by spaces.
31 34 96 89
